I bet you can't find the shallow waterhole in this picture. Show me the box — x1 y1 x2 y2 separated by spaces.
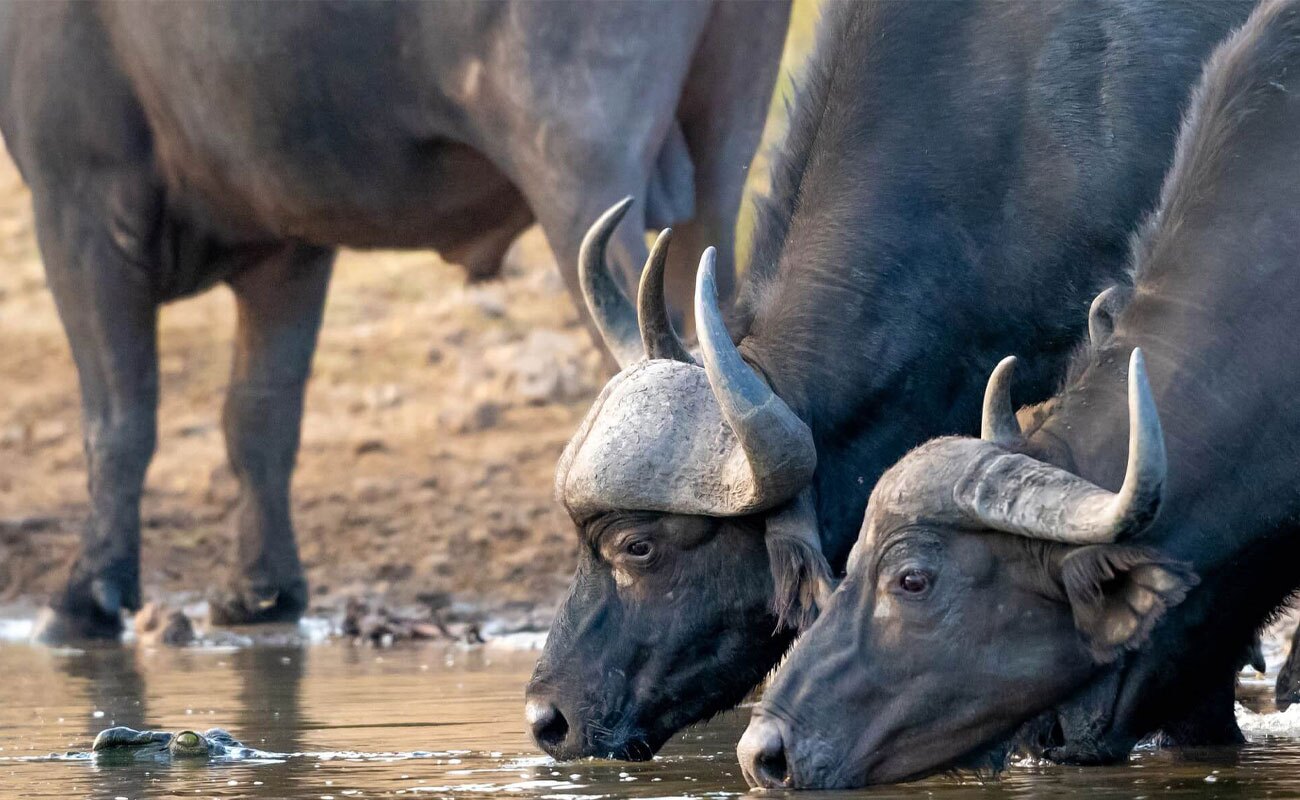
3 625 1300 799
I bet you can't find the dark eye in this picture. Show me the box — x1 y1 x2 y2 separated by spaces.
626 539 653 559
899 569 930 594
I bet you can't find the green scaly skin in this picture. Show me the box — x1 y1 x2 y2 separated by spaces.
91 727 259 761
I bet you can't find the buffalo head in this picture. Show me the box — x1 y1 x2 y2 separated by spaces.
525 199 832 759
738 349 1195 787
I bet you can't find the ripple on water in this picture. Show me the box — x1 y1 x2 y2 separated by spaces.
5 620 1300 798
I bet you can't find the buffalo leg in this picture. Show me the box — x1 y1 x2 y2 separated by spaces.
1157 669 1245 748
207 245 334 625
535 189 655 370
1277 624 1300 710
484 6 711 366
1039 664 1241 762
671 0 792 316
30 198 160 642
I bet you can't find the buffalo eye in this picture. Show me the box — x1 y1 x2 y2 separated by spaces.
898 569 930 595
625 539 654 560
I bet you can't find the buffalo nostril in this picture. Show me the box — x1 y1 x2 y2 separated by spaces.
526 698 570 753
738 718 792 789
755 743 790 788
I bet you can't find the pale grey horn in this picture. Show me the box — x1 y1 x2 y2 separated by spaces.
981 356 1022 446
957 348 1165 544
694 247 816 511
1109 348 1166 536
579 197 644 368
637 228 694 363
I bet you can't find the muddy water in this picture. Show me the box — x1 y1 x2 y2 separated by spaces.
5 633 1300 799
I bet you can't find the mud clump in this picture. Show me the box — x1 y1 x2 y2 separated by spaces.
342 596 484 647
134 603 196 647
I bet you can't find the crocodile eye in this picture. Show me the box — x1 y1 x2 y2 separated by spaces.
176 732 200 747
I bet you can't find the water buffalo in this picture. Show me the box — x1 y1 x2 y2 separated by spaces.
525 0 1254 761
0 0 790 640
740 1 1300 785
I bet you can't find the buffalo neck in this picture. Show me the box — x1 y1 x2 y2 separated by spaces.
1019 0 1300 578
731 0 1212 569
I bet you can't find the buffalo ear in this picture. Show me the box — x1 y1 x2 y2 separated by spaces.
1057 545 1196 663
1087 286 1131 347
765 489 833 632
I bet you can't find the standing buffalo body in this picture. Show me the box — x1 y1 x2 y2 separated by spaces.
525 0 1253 761
740 1 1300 786
0 0 790 640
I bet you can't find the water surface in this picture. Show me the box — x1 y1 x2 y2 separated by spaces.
4 635 1300 799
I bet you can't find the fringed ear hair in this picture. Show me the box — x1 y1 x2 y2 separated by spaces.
765 489 834 632
1056 544 1196 662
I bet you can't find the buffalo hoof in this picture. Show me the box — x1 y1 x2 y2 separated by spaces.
207 578 308 626
33 572 135 644
1042 740 1133 766
31 605 124 644
1277 689 1299 712
1277 659 1300 711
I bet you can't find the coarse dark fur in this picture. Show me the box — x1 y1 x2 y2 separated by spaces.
740 0 1256 558
530 0 1254 761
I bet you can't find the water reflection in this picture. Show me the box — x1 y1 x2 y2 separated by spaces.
229 645 307 797
5 639 1300 799
60 643 149 732
63 644 153 800
233 645 308 753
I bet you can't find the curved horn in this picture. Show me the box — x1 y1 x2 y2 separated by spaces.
695 247 816 510
1110 348 1166 535
957 348 1165 544
637 228 695 363
981 356 1022 446
579 197 644 368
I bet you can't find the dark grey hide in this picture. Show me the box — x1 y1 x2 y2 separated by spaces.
527 0 1253 762
0 0 790 640
1278 633 1300 709
742 0 1300 786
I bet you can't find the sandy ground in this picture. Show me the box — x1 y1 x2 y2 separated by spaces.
0 145 606 626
